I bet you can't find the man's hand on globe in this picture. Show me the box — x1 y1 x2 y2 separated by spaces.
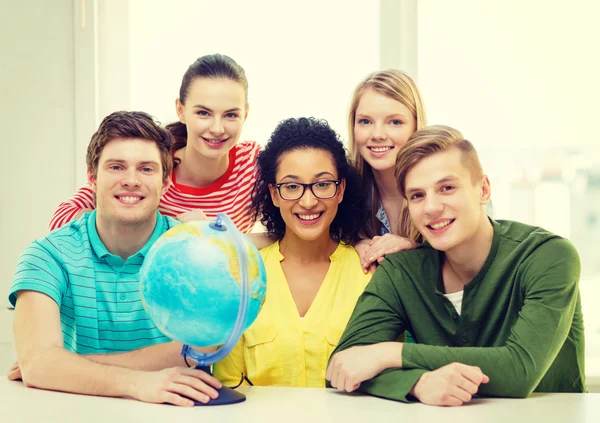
131 366 222 406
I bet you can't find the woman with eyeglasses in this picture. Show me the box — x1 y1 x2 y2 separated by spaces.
213 117 371 387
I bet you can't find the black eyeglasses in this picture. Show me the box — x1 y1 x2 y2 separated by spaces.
274 180 341 200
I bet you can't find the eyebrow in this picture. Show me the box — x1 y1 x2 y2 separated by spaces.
192 104 242 113
279 171 336 181
404 175 459 196
103 159 160 167
356 112 409 120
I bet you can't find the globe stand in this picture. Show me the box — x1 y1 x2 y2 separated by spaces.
193 365 246 406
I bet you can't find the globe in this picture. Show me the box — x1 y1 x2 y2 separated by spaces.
140 215 267 350
139 214 267 405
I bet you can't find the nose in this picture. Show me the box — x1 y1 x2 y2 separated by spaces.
122 168 141 188
371 122 387 141
210 117 225 135
423 194 443 215
298 186 318 209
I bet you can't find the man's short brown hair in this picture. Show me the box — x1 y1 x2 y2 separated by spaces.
86 111 174 181
395 125 483 196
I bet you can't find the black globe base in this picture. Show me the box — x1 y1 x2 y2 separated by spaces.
193 385 246 406
190 364 246 406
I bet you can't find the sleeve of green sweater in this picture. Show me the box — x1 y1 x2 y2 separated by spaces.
402 238 581 398
330 263 426 402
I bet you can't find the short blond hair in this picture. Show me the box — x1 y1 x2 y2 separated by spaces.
395 125 483 196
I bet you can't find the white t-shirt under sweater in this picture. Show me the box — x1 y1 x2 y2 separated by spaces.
444 290 464 315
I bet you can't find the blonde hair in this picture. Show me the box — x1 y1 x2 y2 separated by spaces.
348 70 427 238
395 125 484 241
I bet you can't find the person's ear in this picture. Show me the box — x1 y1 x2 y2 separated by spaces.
336 179 346 204
269 184 281 208
87 168 97 193
175 98 185 124
162 176 172 196
243 104 249 122
480 175 491 204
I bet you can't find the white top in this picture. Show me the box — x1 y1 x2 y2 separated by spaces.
444 290 464 315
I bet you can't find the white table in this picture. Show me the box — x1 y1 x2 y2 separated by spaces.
2 378 599 423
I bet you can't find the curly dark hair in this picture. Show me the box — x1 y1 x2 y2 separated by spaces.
251 117 366 244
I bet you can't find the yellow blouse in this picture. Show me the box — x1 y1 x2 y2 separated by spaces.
213 241 371 387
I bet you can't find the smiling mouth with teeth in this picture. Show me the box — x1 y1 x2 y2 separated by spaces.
367 146 394 153
427 219 455 230
296 212 323 221
203 137 228 144
116 195 143 204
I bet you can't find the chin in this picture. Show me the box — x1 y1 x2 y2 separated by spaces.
114 211 152 225
116 218 144 226
366 159 394 172
429 238 457 252
292 228 328 242
430 243 449 252
297 233 325 242
202 146 233 158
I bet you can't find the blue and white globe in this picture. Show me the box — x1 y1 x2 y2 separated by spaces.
140 217 267 348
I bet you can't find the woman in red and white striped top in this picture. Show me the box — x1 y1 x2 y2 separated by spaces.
50 54 259 233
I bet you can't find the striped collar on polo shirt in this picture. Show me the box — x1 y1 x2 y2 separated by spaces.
86 210 167 264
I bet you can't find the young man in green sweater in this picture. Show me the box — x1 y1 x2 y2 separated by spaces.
327 125 585 406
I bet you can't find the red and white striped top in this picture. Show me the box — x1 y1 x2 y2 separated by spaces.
50 141 260 233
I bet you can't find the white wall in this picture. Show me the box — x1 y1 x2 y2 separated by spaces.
0 0 77 308
97 0 380 147
97 0 130 130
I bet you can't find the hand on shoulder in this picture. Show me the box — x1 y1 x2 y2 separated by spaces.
357 234 416 273
74 208 94 220
176 210 209 223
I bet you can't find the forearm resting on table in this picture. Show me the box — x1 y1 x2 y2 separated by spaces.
18 345 138 398
87 342 217 371
378 342 404 369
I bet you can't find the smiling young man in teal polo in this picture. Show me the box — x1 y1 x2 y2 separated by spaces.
8 111 221 406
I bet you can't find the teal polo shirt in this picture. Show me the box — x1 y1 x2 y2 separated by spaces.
9 211 179 354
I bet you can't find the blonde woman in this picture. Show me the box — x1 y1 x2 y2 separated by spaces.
348 70 427 272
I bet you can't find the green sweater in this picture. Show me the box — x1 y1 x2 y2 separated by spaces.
332 220 586 401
